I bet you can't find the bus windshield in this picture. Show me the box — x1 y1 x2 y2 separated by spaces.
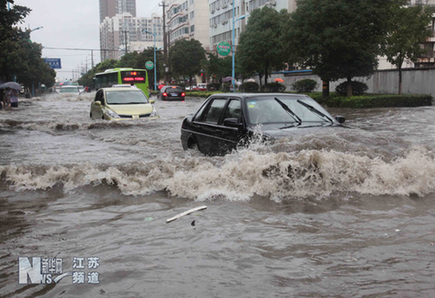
94 68 149 97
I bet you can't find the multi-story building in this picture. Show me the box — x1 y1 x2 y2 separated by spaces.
99 0 137 23
100 13 163 61
208 0 297 55
166 0 210 50
411 0 435 68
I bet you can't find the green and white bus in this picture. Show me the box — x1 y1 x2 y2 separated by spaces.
94 68 150 97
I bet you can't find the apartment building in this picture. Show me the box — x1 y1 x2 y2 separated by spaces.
100 13 163 60
165 0 210 50
99 0 137 23
208 0 297 55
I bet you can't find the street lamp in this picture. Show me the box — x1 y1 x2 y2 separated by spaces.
143 29 157 91
232 1 246 92
29 26 43 96
30 26 43 33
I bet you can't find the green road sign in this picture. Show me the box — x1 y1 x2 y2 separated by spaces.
145 60 154 70
217 41 231 56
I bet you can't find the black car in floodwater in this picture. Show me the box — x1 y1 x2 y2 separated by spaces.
158 85 185 101
180 93 345 156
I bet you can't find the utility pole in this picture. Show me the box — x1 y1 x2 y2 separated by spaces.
122 30 128 55
159 1 168 83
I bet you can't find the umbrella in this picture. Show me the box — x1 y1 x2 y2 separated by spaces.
0 81 22 90
274 78 284 83
222 76 234 82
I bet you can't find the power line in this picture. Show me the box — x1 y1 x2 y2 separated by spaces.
43 46 117 52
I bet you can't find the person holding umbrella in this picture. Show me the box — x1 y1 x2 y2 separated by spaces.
6 88 19 108
0 81 21 108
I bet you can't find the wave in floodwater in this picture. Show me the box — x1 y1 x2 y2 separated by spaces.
1 144 434 201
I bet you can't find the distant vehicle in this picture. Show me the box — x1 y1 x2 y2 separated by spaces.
94 68 150 98
158 85 185 101
59 86 81 95
197 83 207 91
181 93 345 156
185 85 197 91
90 86 158 120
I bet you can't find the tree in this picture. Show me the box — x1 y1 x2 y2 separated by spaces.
0 0 31 81
285 0 399 97
384 3 435 94
169 39 206 86
205 53 232 83
0 1 55 89
237 7 287 86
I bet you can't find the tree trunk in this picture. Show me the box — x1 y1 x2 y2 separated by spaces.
398 66 402 95
346 77 352 97
264 61 269 86
322 80 329 97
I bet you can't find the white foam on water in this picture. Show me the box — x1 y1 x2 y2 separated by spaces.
1 145 434 201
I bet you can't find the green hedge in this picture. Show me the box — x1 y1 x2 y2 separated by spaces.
153 89 433 108
310 93 433 108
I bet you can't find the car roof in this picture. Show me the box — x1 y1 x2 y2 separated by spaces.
208 93 311 100
101 86 142 92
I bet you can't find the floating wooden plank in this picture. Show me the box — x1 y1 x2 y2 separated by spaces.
166 206 207 223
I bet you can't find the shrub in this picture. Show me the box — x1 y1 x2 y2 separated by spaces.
239 81 259 92
292 79 317 93
310 93 432 108
222 82 231 92
264 82 286 92
208 83 221 91
335 81 368 96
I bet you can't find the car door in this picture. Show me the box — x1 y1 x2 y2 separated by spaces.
91 89 104 119
190 97 228 155
217 98 245 153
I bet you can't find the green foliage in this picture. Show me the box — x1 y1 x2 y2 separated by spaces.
264 82 286 92
284 0 399 95
292 79 317 93
185 91 220 98
207 83 221 91
239 82 259 92
205 53 232 82
237 7 287 85
169 39 206 84
384 4 434 68
383 4 435 94
335 81 368 96
312 94 432 108
0 1 54 87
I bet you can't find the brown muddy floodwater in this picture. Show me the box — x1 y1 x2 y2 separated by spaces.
1 92 435 297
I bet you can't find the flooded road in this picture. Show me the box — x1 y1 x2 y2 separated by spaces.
1 92 435 297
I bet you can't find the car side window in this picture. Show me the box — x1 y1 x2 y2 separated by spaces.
204 99 227 124
95 90 104 104
222 99 242 123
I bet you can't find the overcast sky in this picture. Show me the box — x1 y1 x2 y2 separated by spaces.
14 0 162 81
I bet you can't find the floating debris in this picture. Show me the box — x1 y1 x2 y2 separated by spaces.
166 206 207 223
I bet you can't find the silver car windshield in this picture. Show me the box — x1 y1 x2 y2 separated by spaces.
246 97 332 125
60 87 79 93
106 90 149 105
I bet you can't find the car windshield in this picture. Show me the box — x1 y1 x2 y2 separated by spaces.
246 96 332 125
60 87 79 93
106 90 149 105
163 86 182 93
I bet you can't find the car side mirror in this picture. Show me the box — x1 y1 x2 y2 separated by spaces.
223 118 243 128
149 99 155 104
335 116 345 124
95 100 102 105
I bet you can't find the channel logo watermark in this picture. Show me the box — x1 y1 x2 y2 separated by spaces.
18 257 101 285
